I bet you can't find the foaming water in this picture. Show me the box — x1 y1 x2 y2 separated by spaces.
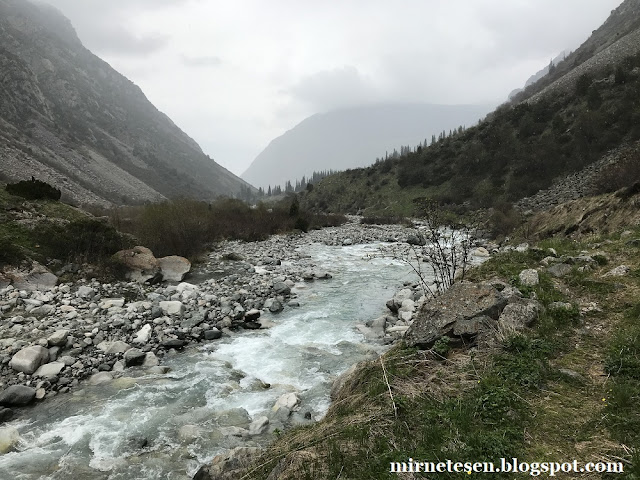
0 243 412 479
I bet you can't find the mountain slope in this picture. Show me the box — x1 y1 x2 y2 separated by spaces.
301 0 640 217
0 0 252 206
241 103 490 190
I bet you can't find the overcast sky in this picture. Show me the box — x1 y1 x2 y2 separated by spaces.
44 0 623 176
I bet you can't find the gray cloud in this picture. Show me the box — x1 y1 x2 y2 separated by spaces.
287 66 378 112
180 55 223 68
43 0 177 56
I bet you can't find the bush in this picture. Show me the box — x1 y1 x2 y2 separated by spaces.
33 218 129 262
0 236 25 266
6 178 61 201
489 202 521 237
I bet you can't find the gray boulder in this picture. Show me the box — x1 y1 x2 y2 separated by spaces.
123 348 146 367
272 282 291 296
405 282 507 349
498 299 541 330
10 346 50 374
0 385 36 406
157 255 191 282
547 263 572 278
518 269 539 287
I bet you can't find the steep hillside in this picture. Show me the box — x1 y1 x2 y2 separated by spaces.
301 0 640 217
241 103 489 190
0 0 253 206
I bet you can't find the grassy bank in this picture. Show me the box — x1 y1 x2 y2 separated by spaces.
239 224 640 479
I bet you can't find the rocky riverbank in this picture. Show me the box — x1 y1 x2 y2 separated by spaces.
1 219 485 425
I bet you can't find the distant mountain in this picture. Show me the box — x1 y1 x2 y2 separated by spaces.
300 0 640 216
508 50 572 101
0 0 253 206
241 103 490 189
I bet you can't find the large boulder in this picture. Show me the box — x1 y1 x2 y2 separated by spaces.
4 262 57 291
405 282 507 349
112 246 159 283
0 385 36 406
34 362 65 379
10 346 50 374
157 256 191 282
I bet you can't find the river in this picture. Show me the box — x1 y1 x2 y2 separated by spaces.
0 242 415 479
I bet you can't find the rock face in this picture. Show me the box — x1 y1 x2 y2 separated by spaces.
0 0 253 206
405 282 508 349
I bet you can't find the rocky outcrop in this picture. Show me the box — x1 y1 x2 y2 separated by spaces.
405 282 508 349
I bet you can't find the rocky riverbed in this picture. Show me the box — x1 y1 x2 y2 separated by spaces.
0 220 474 419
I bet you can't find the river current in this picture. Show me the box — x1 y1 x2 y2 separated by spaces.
0 242 414 479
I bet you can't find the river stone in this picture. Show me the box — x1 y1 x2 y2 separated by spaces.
133 324 152 344
124 348 146 367
248 416 269 435
244 309 261 321
10 346 50 374
406 233 426 246
272 282 291 296
97 341 131 354
47 329 70 347
204 328 222 340
0 427 20 454
178 424 201 442
161 339 187 349
0 408 14 423
547 263 572 278
89 372 113 385
472 247 490 257
272 392 300 412
217 408 251 427
518 269 539 287
159 301 185 316
405 282 508 349
0 385 36 406
158 256 191 282
100 298 125 309
34 362 65 379
498 299 542 330
314 271 332 279
265 299 283 313
142 352 159 367
76 286 95 299
29 304 55 317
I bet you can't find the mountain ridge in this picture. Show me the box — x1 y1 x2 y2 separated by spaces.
0 0 253 206
241 103 490 190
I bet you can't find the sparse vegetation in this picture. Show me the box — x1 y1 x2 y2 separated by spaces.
108 197 347 258
239 222 640 479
